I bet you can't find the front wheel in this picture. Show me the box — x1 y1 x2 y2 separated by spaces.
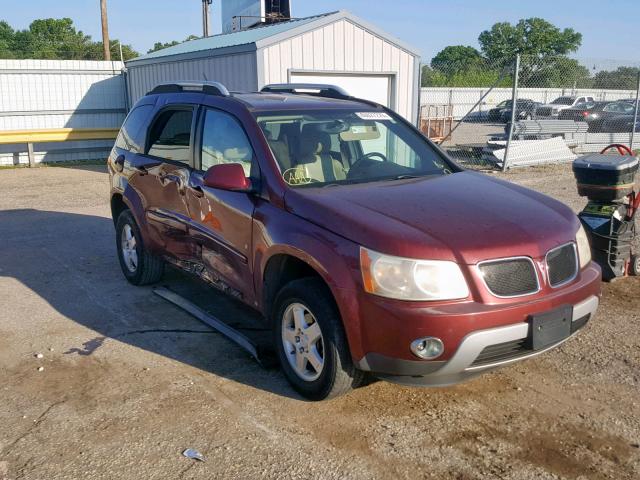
630 255 640 276
115 209 164 285
273 278 365 400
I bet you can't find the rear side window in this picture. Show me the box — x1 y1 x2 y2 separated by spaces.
147 109 194 163
115 105 153 153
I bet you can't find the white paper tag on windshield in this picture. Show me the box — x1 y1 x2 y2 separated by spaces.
355 111 392 121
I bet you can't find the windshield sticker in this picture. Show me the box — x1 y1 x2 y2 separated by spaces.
355 112 392 121
283 167 314 185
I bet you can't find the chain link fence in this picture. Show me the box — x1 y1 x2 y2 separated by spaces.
420 56 640 170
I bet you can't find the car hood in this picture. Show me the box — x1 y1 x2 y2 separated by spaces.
284 171 579 265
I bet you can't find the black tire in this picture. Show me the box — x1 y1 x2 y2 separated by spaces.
630 255 640 276
273 277 365 400
115 209 164 285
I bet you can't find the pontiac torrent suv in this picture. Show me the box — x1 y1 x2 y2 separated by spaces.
108 82 601 400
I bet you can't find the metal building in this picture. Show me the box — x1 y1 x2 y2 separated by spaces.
125 10 421 122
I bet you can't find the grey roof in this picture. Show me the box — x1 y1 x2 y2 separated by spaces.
127 10 420 66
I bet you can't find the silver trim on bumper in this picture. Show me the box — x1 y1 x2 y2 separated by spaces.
445 294 599 375
572 295 599 323
382 295 599 387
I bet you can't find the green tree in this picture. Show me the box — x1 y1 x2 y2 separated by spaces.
0 20 15 58
478 18 582 86
430 45 484 76
84 39 139 61
147 35 200 53
479 18 582 66
519 56 592 88
421 65 447 87
422 64 511 88
12 18 93 59
592 66 640 90
0 18 138 60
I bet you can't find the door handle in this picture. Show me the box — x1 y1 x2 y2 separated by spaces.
159 172 183 186
189 184 204 198
114 154 125 172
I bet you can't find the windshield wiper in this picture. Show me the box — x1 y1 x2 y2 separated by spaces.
393 174 421 180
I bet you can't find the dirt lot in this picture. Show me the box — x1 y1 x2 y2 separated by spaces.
0 164 638 480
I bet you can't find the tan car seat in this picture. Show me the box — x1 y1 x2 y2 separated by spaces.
296 125 347 183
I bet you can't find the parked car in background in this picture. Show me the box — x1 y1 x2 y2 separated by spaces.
487 99 539 122
602 112 640 133
108 81 601 400
499 100 542 123
558 100 636 132
536 96 595 118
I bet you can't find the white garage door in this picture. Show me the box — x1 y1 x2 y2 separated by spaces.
289 72 391 107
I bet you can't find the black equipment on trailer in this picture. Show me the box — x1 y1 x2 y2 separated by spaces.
572 144 640 281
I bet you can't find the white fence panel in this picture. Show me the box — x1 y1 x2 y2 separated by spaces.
0 59 126 165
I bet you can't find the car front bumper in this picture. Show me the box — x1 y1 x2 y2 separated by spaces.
356 293 599 386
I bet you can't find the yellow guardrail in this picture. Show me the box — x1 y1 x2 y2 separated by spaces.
0 128 119 144
0 128 119 166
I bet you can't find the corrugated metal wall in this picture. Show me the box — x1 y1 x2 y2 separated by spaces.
126 52 258 105
259 19 418 121
0 59 126 165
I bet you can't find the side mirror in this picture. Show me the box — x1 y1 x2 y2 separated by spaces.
203 163 251 191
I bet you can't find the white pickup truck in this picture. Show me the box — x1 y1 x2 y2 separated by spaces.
535 95 595 118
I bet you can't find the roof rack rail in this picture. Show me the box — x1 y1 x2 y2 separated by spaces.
260 83 350 99
147 81 230 97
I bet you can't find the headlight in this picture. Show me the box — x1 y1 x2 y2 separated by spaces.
360 247 469 301
576 223 591 269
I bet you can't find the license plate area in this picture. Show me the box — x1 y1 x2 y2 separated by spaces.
528 305 573 350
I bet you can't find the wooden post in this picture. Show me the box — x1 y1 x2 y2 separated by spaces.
101 0 110 61
27 142 35 167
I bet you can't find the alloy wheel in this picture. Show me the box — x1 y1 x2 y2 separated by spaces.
121 223 138 273
281 302 325 381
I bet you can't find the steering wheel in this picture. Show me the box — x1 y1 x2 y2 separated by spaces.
600 144 634 156
347 152 388 180
360 151 388 162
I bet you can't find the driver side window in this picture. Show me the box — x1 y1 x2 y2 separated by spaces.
200 109 256 178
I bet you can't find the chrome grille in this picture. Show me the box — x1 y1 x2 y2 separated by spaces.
478 257 539 297
546 243 578 287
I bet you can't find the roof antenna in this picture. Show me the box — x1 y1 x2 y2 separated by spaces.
203 72 209 81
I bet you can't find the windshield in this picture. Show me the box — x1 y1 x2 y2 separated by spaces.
496 100 511 108
551 97 574 105
256 110 453 187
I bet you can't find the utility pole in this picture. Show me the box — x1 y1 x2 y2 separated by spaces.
202 0 213 37
100 0 110 60
503 54 520 171
630 71 640 152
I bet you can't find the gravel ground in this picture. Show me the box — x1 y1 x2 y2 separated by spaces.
0 164 638 480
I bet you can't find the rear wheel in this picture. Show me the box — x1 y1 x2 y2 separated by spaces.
116 209 164 285
273 278 365 400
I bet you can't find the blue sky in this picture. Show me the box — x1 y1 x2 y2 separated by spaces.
1 0 639 62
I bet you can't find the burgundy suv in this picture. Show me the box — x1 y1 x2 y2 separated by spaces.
108 82 601 400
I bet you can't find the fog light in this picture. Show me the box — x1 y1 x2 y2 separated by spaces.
410 337 444 359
